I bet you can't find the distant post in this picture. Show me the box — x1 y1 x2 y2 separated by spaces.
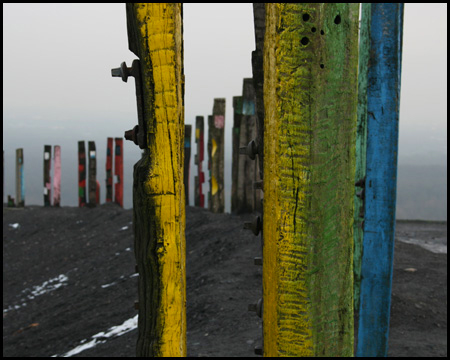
106 137 113 202
208 98 225 213
194 116 205 207
114 138 123 207
184 124 192 205
238 78 260 213
15 148 25 207
231 96 243 213
78 141 87 207
356 4 404 357
262 4 359 356
88 141 97 207
43 145 52 207
53 145 61 207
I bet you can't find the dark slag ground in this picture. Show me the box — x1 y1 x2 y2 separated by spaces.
3 204 447 357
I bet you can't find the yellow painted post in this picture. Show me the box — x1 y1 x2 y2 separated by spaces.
125 3 186 357
262 4 359 356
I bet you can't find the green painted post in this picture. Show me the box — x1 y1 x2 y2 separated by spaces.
262 4 359 356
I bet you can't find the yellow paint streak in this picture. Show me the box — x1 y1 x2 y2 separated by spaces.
211 175 218 196
211 138 217 158
135 3 185 356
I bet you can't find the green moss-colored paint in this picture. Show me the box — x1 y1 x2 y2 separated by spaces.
263 4 359 356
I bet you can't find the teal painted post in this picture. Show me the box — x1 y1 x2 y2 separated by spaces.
353 2 371 313
357 3 404 357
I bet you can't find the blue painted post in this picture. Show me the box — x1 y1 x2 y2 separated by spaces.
356 3 404 357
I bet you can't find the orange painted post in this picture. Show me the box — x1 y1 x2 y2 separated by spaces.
53 145 61 207
106 137 113 202
43 145 52 207
114 137 123 207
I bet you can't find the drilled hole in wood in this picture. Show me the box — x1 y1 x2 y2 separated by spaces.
302 13 310 22
320 29 325 35
320 64 325 69
334 15 341 24
301 37 309 45
311 27 317 33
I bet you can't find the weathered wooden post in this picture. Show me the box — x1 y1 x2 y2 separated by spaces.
353 2 370 314
43 145 52 207
106 137 113 203
356 4 404 357
231 96 243 213
238 78 260 213
112 3 185 356
53 145 61 207
88 141 97 207
184 124 191 205
114 137 123 207
262 4 359 356
208 98 225 213
15 148 25 207
194 116 205 208
78 141 87 207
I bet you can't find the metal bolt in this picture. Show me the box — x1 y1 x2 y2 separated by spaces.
248 298 263 318
356 188 365 200
253 180 263 190
134 301 139 310
254 257 262 266
254 346 263 356
124 125 140 146
111 61 132 82
239 139 258 160
244 216 262 236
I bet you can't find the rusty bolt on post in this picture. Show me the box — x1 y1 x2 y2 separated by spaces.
248 298 263 318
124 125 140 146
239 139 258 160
244 216 262 236
111 61 133 82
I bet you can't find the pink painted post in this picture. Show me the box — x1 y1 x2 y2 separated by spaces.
53 145 61 207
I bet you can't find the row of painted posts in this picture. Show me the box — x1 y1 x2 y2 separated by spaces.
4 138 123 208
117 3 404 357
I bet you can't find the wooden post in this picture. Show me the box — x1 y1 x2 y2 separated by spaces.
208 98 225 213
262 4 359 356
356 4 404 357
231 96 243 213
78 141 87 207
194 116 205 207
15 148 25 207
88 141 97 207
106 137 113 202
184 124 191 205
114 138 123 207
53 145 61 207
353 2 370 313
238 78 260 213
125 3 185 356
43 145 52 207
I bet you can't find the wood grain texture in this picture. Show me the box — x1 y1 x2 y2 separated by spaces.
357 3 404 357
128 3 186 357
263 4 359 356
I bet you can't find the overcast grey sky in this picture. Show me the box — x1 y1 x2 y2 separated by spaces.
3 3 448 210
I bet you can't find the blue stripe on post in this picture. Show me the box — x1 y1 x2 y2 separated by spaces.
357 3 404 357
